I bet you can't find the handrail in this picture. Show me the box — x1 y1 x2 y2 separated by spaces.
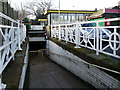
0 12 26 89
51 18 120 26
0 12 18 23
51 18 120 59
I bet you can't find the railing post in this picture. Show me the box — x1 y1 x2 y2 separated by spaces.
0 51 6 89
22 24 26 42
75 22 80 48
17 20 22 50
65 24 68 43
113 28 117 56
100 27 102 51
96 21 99 55
0 51 2 89
51 25 53 38
59 24 61 40
11 22 15 60
24 24 26 40
21 24 24 42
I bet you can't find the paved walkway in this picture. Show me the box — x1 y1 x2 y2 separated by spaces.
24 52 95 89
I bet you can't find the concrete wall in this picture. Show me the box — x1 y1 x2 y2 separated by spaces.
48 40 120 89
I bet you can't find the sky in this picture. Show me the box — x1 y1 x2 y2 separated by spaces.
9 0 120 10
8 0 120 19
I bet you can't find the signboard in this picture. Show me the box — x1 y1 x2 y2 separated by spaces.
105 8 120 13
106 18 111 26
38 19 47 22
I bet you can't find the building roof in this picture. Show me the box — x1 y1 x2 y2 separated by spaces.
105 8 120 13
89 9 103 19
89 6 120 19
44 9 96 15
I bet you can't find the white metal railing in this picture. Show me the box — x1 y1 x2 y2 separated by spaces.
0 12 26 89
51 18 120 59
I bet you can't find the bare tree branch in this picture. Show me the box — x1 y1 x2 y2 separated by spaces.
24 0 53 17
14 0 53 20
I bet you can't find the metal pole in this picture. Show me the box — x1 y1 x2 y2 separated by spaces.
11 22 15 60
18 20 22 50
75 22 81 48
58 0 61 40
96 21 99 55
0 51 6 89
0 51 2 89
59 0 60 19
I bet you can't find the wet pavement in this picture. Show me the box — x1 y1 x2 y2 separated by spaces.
24 52 96 89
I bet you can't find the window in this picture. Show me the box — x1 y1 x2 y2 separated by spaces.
60 14 64 23
64 14 67 23
51 13 59 24
67 14 76 23
76 14 83 21
72 14 75 22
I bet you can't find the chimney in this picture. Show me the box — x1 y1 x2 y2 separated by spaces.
95 8 97 12
118 1 120 6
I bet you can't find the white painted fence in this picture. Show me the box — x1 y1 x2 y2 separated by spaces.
51 18 120 59
0 12 26 89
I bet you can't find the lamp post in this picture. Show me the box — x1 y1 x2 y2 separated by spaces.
58 0 61 40
59 0 60 21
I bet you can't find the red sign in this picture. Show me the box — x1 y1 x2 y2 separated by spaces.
106 18 111 26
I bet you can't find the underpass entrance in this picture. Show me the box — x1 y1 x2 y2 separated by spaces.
23 39 96 89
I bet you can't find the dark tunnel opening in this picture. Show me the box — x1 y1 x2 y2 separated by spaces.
29 41 46 51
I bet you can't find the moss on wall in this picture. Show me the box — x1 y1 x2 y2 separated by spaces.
50 38 120 72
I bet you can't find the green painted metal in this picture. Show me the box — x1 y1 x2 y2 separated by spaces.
90 18 105 26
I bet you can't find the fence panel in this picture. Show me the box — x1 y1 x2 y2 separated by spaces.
0 12 26 89
51 18 120 59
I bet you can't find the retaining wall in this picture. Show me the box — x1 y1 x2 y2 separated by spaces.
48 40 120 89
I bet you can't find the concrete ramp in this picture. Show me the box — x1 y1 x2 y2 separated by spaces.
24 52 95 89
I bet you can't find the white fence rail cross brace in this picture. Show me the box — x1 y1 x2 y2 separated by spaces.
0 12 26 89
51 18 120 59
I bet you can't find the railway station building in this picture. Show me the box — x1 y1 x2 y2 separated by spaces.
44 9 96 25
